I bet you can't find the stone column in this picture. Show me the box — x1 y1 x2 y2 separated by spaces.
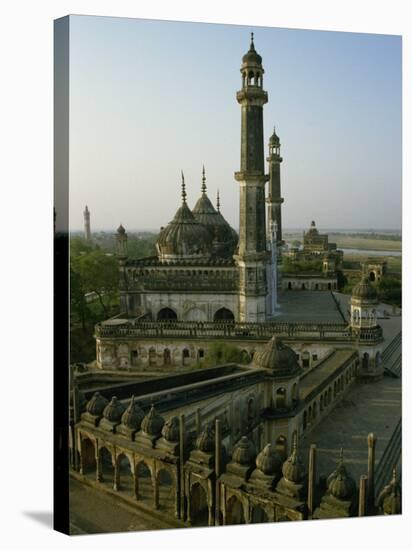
307 444 317 518
359 475 367 517
96 448 103 482
367 433 377 513
113 457 120 491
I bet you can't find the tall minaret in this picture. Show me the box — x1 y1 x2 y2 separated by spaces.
234 34 269 322
266 127 284 246
83 205 91 241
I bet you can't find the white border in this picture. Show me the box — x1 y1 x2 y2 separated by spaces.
0 1 410 549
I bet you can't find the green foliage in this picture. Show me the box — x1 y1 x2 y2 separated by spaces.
71 250 118 317
206 342 251 366
376 276 402 307
282 257 323 273
291 239 302 248
127 233 158 258
70 236 98 257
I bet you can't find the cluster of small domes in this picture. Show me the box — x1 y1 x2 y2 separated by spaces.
156 170 238 261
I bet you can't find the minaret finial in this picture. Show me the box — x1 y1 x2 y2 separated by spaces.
251 32 254 45
216 189 220 212
201 165 206 194
181 170 186 203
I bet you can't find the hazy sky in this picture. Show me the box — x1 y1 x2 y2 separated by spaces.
69 16 402 232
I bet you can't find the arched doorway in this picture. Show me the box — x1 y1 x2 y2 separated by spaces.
369 271 376 282
190 483 209 526
157 469 174 512
288 282 292 290
136 461 153 504
81 437 96 477
157 307 177 321
251 505 268 523
182 348 190 366
302 351 310 368
226 495 245 525
275 435 287 459
148 348 157 366
213 307 235 322
362 352 370 369
100 447 114 486
163 348 171 365
117 453 134 496
275 387 287 409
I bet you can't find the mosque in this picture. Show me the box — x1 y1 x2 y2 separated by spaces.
69 35 402 532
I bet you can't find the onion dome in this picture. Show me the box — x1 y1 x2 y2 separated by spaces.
117 224 126 235
282 440 305 483
141 405 165 436
327 450 356 500
232 436 256 466
253 336 301 378
191 169 238 258
256 443 282 476
242 32 262 66
269 126 280 146
85 392 109 416
121 395 144 430
156 172 212 260
377 467 402 515
352 276 378 301
196 422 215 453
102 396 126 423
161 416 180 443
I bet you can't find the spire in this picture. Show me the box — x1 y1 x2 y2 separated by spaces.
201 165 207 195
216 189 220 212
250 31 254 48
181 170 187 204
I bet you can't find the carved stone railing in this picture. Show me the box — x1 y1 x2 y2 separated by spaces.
95 319 364 342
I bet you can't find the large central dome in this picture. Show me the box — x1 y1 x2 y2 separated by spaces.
156 174 213 261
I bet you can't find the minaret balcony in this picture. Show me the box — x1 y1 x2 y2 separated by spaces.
234 170 269 182
236 88 268 105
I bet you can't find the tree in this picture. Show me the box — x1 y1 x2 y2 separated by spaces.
71 250 119 317
70 267 90 330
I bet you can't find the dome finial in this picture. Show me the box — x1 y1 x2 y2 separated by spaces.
201 165 207 195
251 32 254 47
216 189 220 212
181 170 187 203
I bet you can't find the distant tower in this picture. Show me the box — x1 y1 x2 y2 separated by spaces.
266 127 284 246
83 205 91 241
234 33 269 322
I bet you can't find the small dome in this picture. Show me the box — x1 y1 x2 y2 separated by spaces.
161 416 180 442
327 450 356 500
196 423 215 453
352 276 378 300
282 443 305 483
253 336 301 377
242 34 262 66
103 396 126 423
121 396 144 430
117 224 126 235
256 443 282 475
306 220 319 236
86 392 109 416
141 405 165 436
232 436 256 466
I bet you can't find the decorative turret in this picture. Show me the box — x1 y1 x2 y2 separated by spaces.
249 443 283 489
81 392 109 426
313 449 357 519
195 422 215 454
376 467 402 515
100 396 126 432
226 436 256 480
161 416 180 443
135 405 165 449
276 438 306 501
234 34 269 323
253 335 301 378
117 396 145 439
